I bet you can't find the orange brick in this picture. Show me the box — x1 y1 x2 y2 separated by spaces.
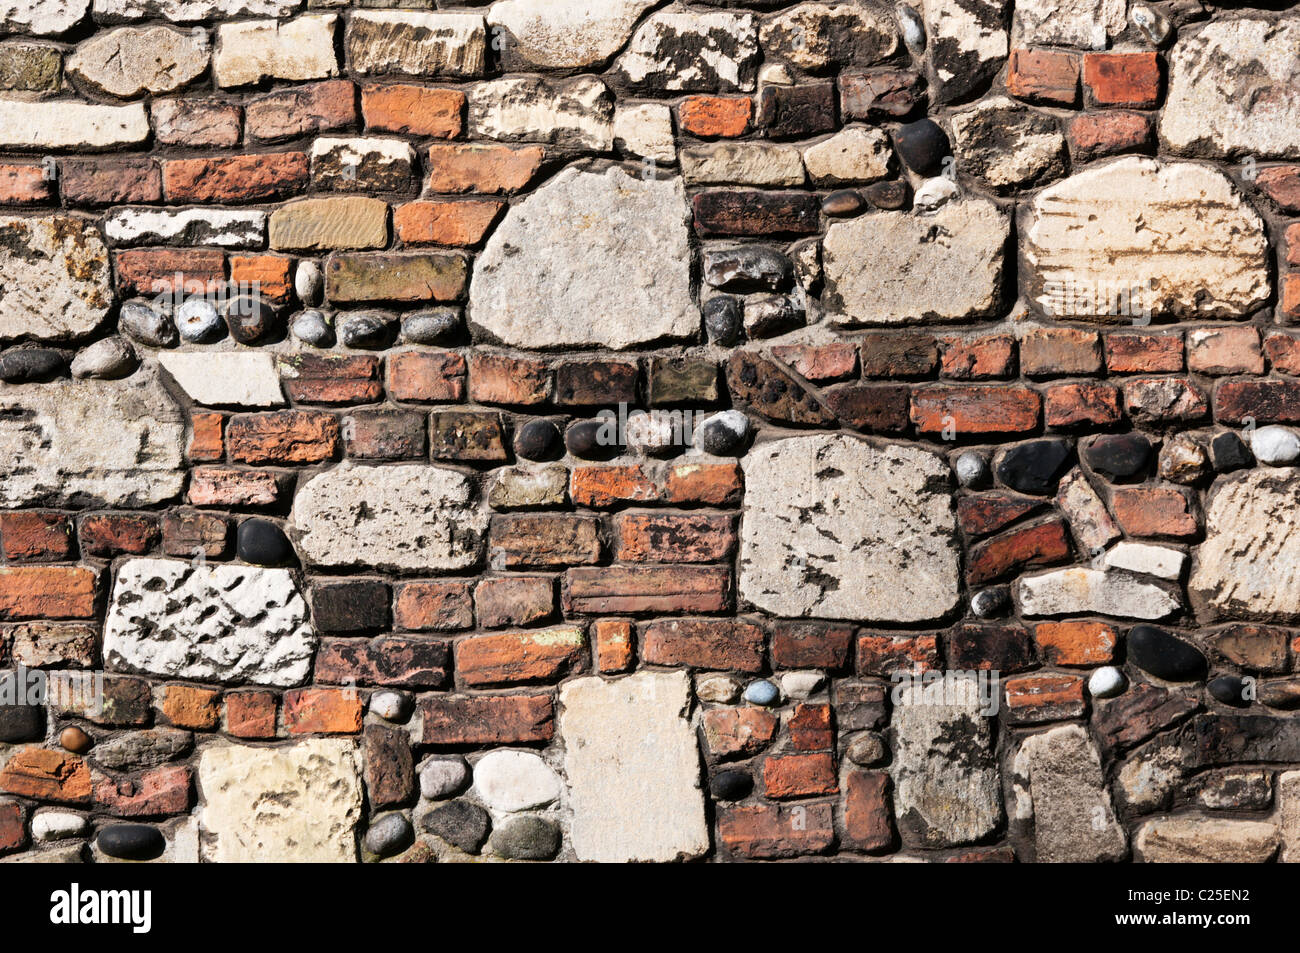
386 350 466 403
939 333 1016 380
283 688 363 734
224 691 278 739
762 753 837 799
703 708 778 758
910 386 1041 436
425 143 544 194
1033 620 1118 666
570 465 659 508
363 84 465 138
392 580 473 631
679 96 752 137
1105 331 1183 373
1187 326 1264 375
394 200 503 246
230 254 293 305
456 626 586 687
594 619 634 674
1083 51 1160 108
0 163 53 204
162 685 221 730
1111 486 1198 538
1007 48 1079 105
468 352 550 405
189 412 224 462
0 567 96 620
0 512 74 562
0 749 90 803
664 463 742 505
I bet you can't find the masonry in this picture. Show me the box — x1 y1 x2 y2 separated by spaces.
1 0 1299 864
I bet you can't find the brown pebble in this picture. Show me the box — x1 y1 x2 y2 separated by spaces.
864 180 911 210
60 725 93 753
822 189 867 217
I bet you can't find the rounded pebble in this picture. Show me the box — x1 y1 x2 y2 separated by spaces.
0 348 63 383
696 410 750 457
514 419 562 462
223 295 277 345
364 813 414 857
893 118 950 176
120 300 178 348
370 691 411 722
59 725 92 753
711 769 753 801
822 189 866 216
896 2 926 52
97 824 165 861
954 450 989 488
489 815 561 861
779 671 826 698
565 418 619 460
401 309 460 345
473 750 561 813
71 336 137 379
419 756 470 800
913 176 959 211
32 811 88 842
1083 433 1152 481
1207 675 1250 707
864 179 910 210
1128 625 1207 681
236 518 294 567
175 297 224 343
1088 666 1126 698
421 800 489 854
695 675 742 704
295 260 323 306
996 438 1073 495
339 311 393 350
291 310 333 348
970 586 1009 618
1251 425 1300 466
743 679 780 706
703 296 742 346
846 732 888 766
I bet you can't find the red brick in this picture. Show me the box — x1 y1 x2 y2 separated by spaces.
640 618 762 671
284 688 364 734
392 580 473 632
58 157 160 205
78 514 158 557
1213 378 1300 425
910 385 1040 436
1286 224 1300 268
664 463 742 506
553 359 639 406
1111 486 1198 538
1124 376 1208 423
1105 331 1183 373
1020 328 1102 377
1004 673 1086 723
114 248 225 296
1266 330 1300 374
771 342 858 382
679 95 752 137
570 465 660 508
957 493 1044 537
162 684 221 730
386 350 466 403
188 411 224 462
224 691 277 738
343 409 426 459
1083 51 1160 107
0 799 23 853
394 200 503 246
363 84 464 138
594 619 635 674
719 802 834 859
1187 327 1264 376
703 708 778 758
0 749 90 803
0 163 53 204
0 567 96 620
1007 48 1079 105
489 514 601 568
1034 620 1118 666
468 352 551 405
456 626 586 687
161 510 229 558
245 80 356 142
315 636 450 689
280 353 382 404
939 334 1016 379
789 703 833 751
966 517 1072 586
1256 166 1300 213
93 764 191 817
763 753 837 799
419 693 554 745
162 152 309 203
843 771 894 852
230 254 293 305
1283 274 1300 321
615 512 736 563
857 633 939 677
1068 111 1153 159
1045 381 1122 428
770 621 853 670
425 143 544 194
188 467 283 507
0 512 74 561
226 411 340 465
474 576 555 629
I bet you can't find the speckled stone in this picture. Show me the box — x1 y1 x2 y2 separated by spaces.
421 800 490 854
489 815 561 860
364 813 414 857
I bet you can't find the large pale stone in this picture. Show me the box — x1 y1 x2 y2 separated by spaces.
1135 817 1279 863
346 11 487 78
198 740 362 863
92 0 300 22
1162 17 1300 160
0 368 184 507
680 142 805 186
802 126 892 186
739 434 960 622
269 197 388 253
560 671 709 863
214 16 337 88
1011 0 1125 49
0 215 112 341
0 98 148 150
487 0 657 68
891 678 1002 847
823 199 1009 326
293 464 488 572
68 26 208 98
104 559 316 686
469 165 696 350
1017 567 1181 619
922 0 1008 103
759 2 898 71
104 207 266 249
616 7 758 92
1020 158 1269 320
469 76 613 151
1011 725 1126 862
158 352 285 407
1191 469 1300 622
472 750 561 813
2 0 89 35
951 96 1066 191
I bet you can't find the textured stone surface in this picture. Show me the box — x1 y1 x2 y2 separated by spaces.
1021 158 1269 320
560 671 709 862
104 559 316 687
1135 817 1279 863
824 199 1009 325
158 352 285 407
92 0 299 21
740 435 960 622
487 0 656 69
1011 0 1125 49
760 2 898 72
293 464 488 572
198 740 362 862
104 208 266 249
470 166 696 350
347 11 486 78
68 26 208 97
0 369 183 506
921 0 1008 104
469 77 613 151
0 215 112 342
1018 568 1181 619
615 7 757 92
2 0 89 35
214 16 337 88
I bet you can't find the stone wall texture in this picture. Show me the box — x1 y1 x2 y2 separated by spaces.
2 0 1300 864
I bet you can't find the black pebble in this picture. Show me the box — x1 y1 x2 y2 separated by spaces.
1083 434 1152 481
1208 675 1251 707
421 800 489 854
864 180 910 210
703 296 742 346
223 296 277 345
996 439 1073 495
489 815 561 861
0 702 43 744
1128 625 1207 681
0 348 64 383
1209 431 1252 472
97 824 165 861
711 769 752 801
237 519 294 566
339 312 394 349
514 420 562 462
565 418 619 460
893 119 950 176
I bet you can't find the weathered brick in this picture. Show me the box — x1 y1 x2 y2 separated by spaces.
0 799 23 854
770 621 854 670
843 770 894 852
280 353 382 405
474 576 554 629
693 190 821 236
326 252 467 304
0 567 95 621
394 200 503 247
839 68 924 119
0 512 74 562
857 633 939 676
246 80 356 142
1034 620 1118 666
162 152 309 203
1045 381 1122 428
309 579 389 633
0 163 53 204
92 764 192 816
757 83 836 139
570 465 660 508
641 619 763 671
859 332 938 378
188 412 224 462
664 463 742 506
489 514 601 568
1213 378 1300 424
703 708 778 758
152 98 242 148
554 359 638 407
1068 111 1153 159
363 84 464 138
315 636 450 689
114 248 225 296
162 684 221 730
365 723 414 809
227 411 340 465
565 566 731 614
1188 327 1264 375
789 703 834 751
824 384 911 433
763 752 837 799
283 688 364 735
719 802 834 859
229 255 293 306
1083 51 1160 108
224 691 278 739
343 409 427 459
594 619 635 674
615 512 736 563
187 467 283 507
1007 48 1079 105
938 334 1017 380
966 518 1072 586
161 510 230 559
0 749 90 803
392 580 474 632
59 157 160 205
1020 328 1102 377
679 95 752 137
430 411 508 461
79 514 158 558
425 143 544 194
1111 485 1198 538
456 625 586 686
468 352 550 405
386 350 466 403
1123 377 1208 423
419 693 554 745
910 386 1041 436
946 623 1037 673
1004 673 1086 724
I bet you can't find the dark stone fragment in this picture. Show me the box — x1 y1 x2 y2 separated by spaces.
840 68 926 119
757 82 837 138
120 300 178 348
822 189 866 216
1185 714 1300 766
743 294 804 339
892 118 950 176
1209 431 1252 472
364 813 414 858
236 518 294 567
554 360 639 406
0 684 42 742
365 723 414 809
421 800 490 854
0 348 63 382
430 411 508 462
703 246 792 292
1082 433 1151 481
514 420 562 462
222 295 277 345
833 681 888 731
649 357 719 406
1208 675 1251 707
1258 679 1300 711
489 815 560 860
726 352 835 426
693 190 821 237
1128 625 1207 681
864 180 910 210
97 824 165 861
995 439 1072 495
339 311 394 349
565 418 619 460
711 769 752 801
703 295 742 345
1094 683 1199 753
696 410 749 456
401 308 460 345
309 579 389 633
970 586 1010 618
947 624 1036 673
